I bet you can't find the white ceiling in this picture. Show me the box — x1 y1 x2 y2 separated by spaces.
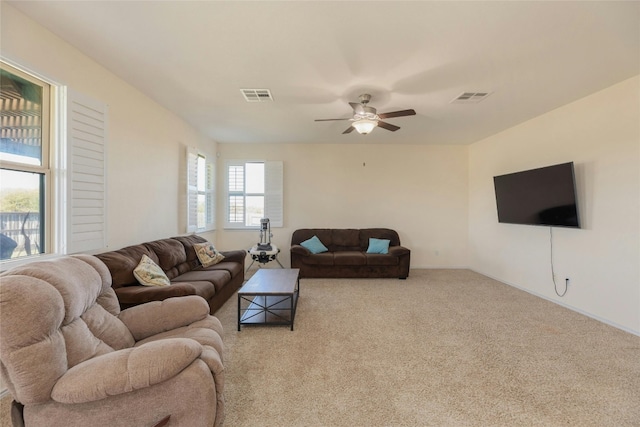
9 1 640 145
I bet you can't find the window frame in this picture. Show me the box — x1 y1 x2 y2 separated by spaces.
0 61 52 261
1 60 108 270
224 160 283 230
187 148 215 233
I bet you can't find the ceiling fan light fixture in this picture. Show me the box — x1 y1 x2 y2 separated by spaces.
353 118 378 134
316 94 414 135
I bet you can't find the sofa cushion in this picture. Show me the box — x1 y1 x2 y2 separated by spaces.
172 234 208 270
366 254 399 266
291 229 332 247
366 238 391 254
331 229 360 250
96 245 158 288
301 253 334 265
334 251 366 266
144 239 187 279
205 260 244 280
193 242 225 267
169 281 217 302
300 235 329 254
172 270 232 292
115 281 215 306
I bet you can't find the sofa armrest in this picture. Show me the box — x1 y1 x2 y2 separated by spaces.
51 338 202 404
290 245 311 256
388 245 410 257
119 295 210 341
219 249 247 265
390 245 411 279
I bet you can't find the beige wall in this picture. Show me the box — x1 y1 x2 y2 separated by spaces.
1 3 217 250
216 143 469 268
468 76 640 334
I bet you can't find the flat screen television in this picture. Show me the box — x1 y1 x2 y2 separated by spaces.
493 162 580 228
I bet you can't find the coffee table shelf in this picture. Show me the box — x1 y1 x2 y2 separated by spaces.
238 269 300 331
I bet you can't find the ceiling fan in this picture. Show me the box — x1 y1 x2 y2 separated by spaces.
315 94 416 135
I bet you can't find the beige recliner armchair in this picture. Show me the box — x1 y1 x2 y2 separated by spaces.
0 255 225 427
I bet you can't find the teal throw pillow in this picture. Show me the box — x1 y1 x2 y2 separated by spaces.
366 238 391 254
300 235 328 254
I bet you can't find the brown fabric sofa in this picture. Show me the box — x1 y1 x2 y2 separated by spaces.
96 234 245 314
290 228 410 279
0 255 225 427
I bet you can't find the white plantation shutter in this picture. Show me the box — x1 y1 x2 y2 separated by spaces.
204 159 215 230
66 91 107 253
186 147 198 232
187 148 215 232
224 160 283 228
225 162 245 228
264 161 283 227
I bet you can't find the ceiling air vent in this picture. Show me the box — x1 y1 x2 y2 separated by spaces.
451 92 491 104
241 88 273 102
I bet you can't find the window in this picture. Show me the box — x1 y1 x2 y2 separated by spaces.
0 61 107 264
187 148 214 232
0 63 51 260
225 160 283 229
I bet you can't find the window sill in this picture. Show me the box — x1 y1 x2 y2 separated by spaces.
0 253 63 273
223 226 260 231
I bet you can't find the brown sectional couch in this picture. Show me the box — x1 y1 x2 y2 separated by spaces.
290 228 410 279
96 234 245 314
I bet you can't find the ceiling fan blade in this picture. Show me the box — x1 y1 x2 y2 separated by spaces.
377 121 400 132
350 102 365 114
315 118 351 121
377 109 416 119
342 126 355 134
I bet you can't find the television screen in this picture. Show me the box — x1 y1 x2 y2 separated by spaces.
493 162 580 228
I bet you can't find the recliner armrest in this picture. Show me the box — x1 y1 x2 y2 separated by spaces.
51 338 202 404
119 295 210 341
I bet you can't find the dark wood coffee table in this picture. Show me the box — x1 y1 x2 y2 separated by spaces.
238 268 300 331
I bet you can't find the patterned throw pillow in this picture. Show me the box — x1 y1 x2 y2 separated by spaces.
194 242 225 267
133 254 171 287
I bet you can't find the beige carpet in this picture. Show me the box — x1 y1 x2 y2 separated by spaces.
218 269 639 427
2 269 638 426
0 396 9 427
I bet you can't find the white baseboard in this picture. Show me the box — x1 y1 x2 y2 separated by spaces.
410 265 469 270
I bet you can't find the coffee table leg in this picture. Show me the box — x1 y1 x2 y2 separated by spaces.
237 294 241 331
290 278 299 331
